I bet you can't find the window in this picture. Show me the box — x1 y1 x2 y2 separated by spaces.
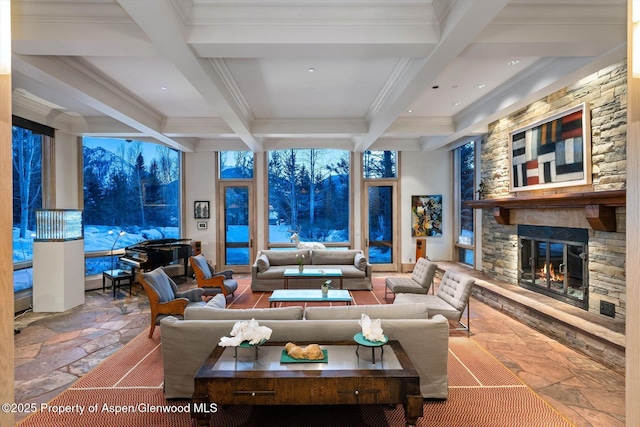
267 149 350 244
12 117 48 293
455 141 475 266
83 137 181 274
219 151 254 179
363 150 397 178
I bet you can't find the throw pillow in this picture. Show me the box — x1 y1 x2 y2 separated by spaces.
354 253 367 271
256 254 270 272
206 293 227 309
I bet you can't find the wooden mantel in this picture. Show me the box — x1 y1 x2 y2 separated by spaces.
464 189 626 232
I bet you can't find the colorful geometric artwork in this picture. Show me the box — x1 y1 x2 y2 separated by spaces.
411 195 442 237
510 104 590 191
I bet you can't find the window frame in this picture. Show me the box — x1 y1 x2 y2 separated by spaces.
453 139 478 267
12 116 54 298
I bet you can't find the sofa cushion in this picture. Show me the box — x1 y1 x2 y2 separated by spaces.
311 249 361 265
192 254 212 279
394 293 459 319
331 265 366 278
206 293 226 309
185 306 304 321
260 250 310 266
304 303 429 320
256 254 270 272
354 253 367 271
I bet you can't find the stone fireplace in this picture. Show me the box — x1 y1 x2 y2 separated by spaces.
517 225 588 310
470 60 627 321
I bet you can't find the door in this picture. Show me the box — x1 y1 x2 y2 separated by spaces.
218 182 255 273
363 181 398 271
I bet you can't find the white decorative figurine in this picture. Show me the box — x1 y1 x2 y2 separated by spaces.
219 318 273 347
359 313 385 342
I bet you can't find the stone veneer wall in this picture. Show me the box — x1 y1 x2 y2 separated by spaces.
480 61 627 320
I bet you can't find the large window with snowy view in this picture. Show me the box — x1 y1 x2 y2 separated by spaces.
83 138 181 275
12 117 48 294
455 140 475 266
267 149 350 245
219 151 254 179
363 150 397 178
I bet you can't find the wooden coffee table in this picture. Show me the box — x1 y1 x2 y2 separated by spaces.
192 340 423 427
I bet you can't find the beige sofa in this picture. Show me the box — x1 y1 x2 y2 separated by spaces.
251 249 373 291
160 301 449 400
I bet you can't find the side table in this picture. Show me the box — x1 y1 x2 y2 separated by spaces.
103 269 134 298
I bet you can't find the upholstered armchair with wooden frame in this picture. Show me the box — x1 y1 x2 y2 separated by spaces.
190 254 239 298
138 267 205 338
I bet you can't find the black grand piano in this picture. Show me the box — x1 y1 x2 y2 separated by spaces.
120 238 193 279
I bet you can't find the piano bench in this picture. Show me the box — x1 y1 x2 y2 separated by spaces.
103 269 134 298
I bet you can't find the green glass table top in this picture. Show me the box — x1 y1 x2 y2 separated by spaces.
269 289 352 302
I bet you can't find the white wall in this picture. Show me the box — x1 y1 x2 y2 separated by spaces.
399 148 453 263
54 131 80 208
183 151 217 261
182 149 455 265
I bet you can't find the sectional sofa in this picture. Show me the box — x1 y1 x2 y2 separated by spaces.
251 249 373 291
160 299 449 400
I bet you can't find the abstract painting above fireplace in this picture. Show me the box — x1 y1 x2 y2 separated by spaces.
509 103 591 192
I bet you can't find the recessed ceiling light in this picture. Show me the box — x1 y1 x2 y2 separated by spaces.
476 83 486 89
407 109 413 113
308 68 316 73
452 101 462 106
507 59 521 66
160 86 168 90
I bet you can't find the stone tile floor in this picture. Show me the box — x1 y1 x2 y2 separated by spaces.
12 274 625 426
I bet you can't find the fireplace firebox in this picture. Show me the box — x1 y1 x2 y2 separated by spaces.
518 225 588 309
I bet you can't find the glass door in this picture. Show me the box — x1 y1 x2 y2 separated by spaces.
218 182 255 273
363 181 398 271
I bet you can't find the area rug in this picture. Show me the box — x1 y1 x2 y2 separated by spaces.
17 320 573 427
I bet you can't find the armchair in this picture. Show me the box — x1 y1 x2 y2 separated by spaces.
138 267 205 338
385 257 437 298
394 269 475 335
190 254 238 298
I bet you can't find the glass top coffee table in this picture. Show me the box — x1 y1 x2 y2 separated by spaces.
283 268 344 289
269 289 352 307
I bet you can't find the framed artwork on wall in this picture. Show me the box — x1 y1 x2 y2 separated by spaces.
194 201 210 219
509 103 591 192
411 195 442 237
196 221 208 230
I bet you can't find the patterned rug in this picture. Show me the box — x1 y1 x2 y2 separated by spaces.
17 283 574 426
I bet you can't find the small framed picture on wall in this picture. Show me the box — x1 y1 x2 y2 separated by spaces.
196 221 208 230
194 201 210 219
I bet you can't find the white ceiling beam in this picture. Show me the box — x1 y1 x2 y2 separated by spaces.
12 54 196 152
116 0 263 152
424 43 627 151
354 0 511 153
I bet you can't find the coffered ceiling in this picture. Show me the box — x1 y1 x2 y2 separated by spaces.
10 0 627 153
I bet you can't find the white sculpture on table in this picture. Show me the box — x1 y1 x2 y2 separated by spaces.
219 319 273 347
359 313 385 342
289 228 326 250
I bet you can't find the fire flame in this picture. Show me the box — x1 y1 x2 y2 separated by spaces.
538 263 564 282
